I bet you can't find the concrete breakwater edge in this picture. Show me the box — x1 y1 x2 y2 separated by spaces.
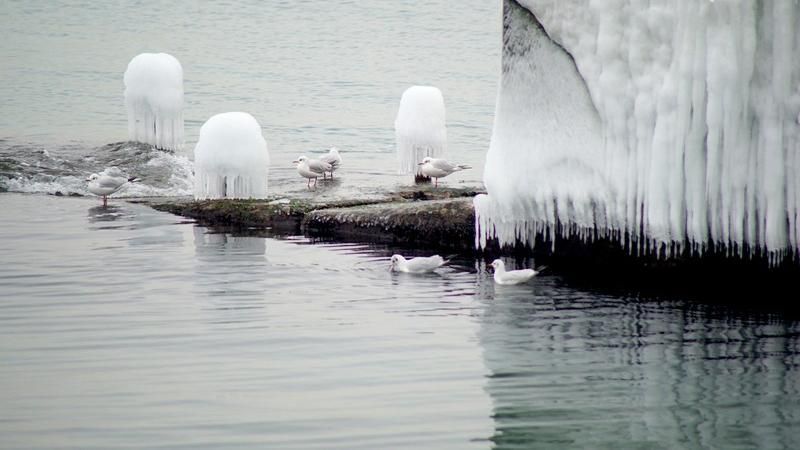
134 186 482 250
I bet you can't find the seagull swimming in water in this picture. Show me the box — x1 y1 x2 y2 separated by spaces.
319 147 342 179
389 254 447 273
86 167 138 207
490 259 545 285
418 157 471 187
293 155 331 189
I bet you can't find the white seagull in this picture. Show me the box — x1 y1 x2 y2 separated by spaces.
418 157 471 187
86 167 138 207
490 259 545 285
319 147 342 179
293 155 332 189
390 254 447 273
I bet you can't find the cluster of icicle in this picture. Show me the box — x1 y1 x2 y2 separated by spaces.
476 0 800 265
124 53 185 151
395 86 447 175
193 112 269 199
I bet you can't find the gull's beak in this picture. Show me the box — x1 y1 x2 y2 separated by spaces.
85 177 91 181
128 176 139 183
417 162 424 165
292 160 299 164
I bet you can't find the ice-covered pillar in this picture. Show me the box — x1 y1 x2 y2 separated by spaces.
193 112 269 200
394 86 447 176
123 53 185 151
476 0 800 264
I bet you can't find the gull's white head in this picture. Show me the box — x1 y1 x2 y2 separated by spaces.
293 155 307 164
329 147 339 155
418 157 433 166
389 254 406 271
86 173 99 182
490 259 505 272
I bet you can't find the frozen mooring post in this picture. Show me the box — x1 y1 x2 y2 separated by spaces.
193 112 269 199
124 53 184 151
476 0 800 267
394 86 447 177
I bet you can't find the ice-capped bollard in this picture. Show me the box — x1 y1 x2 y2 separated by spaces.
124 53 184 151
193 112 270 199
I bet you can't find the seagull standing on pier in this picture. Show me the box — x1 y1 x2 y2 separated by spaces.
319 147 342 179
86 167 138 207
293 155 331 189
418 157 471 187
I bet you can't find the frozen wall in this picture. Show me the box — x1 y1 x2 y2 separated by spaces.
476 0 800 264
395 86 447 175
124 53 185 151
193 112 269 199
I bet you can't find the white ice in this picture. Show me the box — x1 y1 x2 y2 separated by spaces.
124 53 185 151
394 86 447 175
193 112 269 199
477 0 800 264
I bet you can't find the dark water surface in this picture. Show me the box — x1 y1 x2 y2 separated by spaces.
1 194 798 449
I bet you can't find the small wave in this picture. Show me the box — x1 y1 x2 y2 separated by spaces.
0 140 194 197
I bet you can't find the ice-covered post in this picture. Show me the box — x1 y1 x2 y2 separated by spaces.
394 86 447 178
123 53 184 151
193 112 270 199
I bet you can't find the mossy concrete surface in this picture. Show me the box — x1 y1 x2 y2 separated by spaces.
304 198 475 249
134 185 484 247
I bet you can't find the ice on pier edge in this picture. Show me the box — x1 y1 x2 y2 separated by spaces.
394 86 447 175
123 53 184 151
193 112 269 199
475 0 800 264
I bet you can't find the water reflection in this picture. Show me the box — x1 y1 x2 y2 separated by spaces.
192 227 267 259
191 227 269 318
478 279 800 449
87 204 129 224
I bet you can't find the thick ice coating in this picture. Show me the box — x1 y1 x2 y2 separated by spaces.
124 53 185 151
394 86 447 175
193 112 269 199
477 0 800 264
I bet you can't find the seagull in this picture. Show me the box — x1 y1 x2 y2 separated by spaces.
417 157 471 187
319 147 342 179
293 155 332 189
490 259 545 285
86 167 138 207
389 254 447 273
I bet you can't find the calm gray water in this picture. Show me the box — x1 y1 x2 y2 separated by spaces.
2 194 799 449
2 1 800 449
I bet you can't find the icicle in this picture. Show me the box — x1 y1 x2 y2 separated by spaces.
475 0 800 265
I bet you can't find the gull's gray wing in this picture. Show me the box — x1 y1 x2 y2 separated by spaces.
406 255 445 272
306 158 332 174
97 174 126 189
319 154 340 168
432 159 458 172
503 269 536 284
